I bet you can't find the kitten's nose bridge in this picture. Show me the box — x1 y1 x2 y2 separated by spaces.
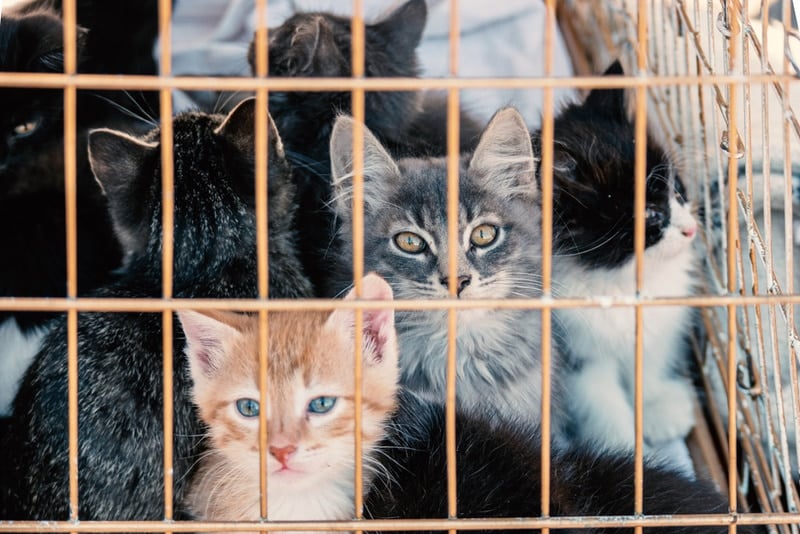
269 444 297 466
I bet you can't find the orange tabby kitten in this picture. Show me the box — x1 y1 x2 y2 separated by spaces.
179 274 398 530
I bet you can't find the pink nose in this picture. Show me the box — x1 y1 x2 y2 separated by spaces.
682 224 697 239
269 444 297 466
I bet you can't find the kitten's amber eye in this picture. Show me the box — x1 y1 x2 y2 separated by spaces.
394 232 427 254
235 398 260 417
13 119 39 137
308 396 337 414
470 224 498 247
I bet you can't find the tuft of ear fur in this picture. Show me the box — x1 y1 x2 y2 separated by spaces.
178 310 243 385
468 107 537 200
326 273 397 368
329 115 401 220
373 0 427 53
288 15 347 76
583 60 629 122
88 128 158 256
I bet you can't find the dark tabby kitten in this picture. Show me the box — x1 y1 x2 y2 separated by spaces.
0 8 122 414
0 98 311 520
365 390 759 534
250 0 482 294
541 62 699 455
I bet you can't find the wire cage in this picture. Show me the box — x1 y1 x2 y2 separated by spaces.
0 0 799 532
560 0 800 526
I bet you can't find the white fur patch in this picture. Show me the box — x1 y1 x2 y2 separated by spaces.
554 209 698 452
0 318 46 416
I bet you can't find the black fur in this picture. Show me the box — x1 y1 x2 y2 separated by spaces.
249 0 483 294
536 61 688 270
0 100 311 520
36 0 164 77
365 391 760 534
0 8 122 334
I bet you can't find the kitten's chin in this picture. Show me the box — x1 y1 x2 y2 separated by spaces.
456 308 494 326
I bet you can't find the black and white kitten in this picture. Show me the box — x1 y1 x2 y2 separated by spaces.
252 0 483 294
0 99 311 520
329 108 558 432
543 62 699 456
0 8 123 415
365 390 759 534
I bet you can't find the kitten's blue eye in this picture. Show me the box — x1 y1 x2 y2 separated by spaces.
12 119 39 138
307 396 337 414
235 398 260 417
470 224 498 247
394 232 427 254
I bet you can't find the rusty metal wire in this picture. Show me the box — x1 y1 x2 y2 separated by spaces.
560 0 800 531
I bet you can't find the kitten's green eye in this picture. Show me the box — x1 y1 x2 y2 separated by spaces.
394 232 427 254
470 224 498 247
308 396 337 414
13 119 39 137
235 398 260 417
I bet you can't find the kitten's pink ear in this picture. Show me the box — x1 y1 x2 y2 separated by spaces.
178 310 241 381
328 274 398 367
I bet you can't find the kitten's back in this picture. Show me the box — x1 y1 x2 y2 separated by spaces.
366 391 755 534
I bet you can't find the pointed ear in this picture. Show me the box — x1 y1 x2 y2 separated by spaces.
287 16 347 76
583 60 629 122
216 97 288 168
373 0 427 52
178 310 243 384
469 107 537 200
326 273 397 368
88 128 157 255
215 96 256 157
329 115 400 220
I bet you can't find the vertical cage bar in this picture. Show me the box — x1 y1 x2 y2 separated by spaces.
633 0 649 524
446 1 460 529
253 0 270 520
62 0 79 523
350 0 366 522
725 1 741 528
158 0 175 523
781 0 799 493
539 0 556 524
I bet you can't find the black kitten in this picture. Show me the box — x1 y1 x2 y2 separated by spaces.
0 0 164 325
0 99 311 520
249 0 483 294
365 391 758 534
538 62 699 456
0 7 125 415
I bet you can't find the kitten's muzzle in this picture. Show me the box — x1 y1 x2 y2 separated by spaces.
439 275 471 296
269 444 297 467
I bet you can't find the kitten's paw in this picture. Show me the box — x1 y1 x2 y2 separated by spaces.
643 385 696 445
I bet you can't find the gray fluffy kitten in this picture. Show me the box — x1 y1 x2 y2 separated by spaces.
329 108 559 429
